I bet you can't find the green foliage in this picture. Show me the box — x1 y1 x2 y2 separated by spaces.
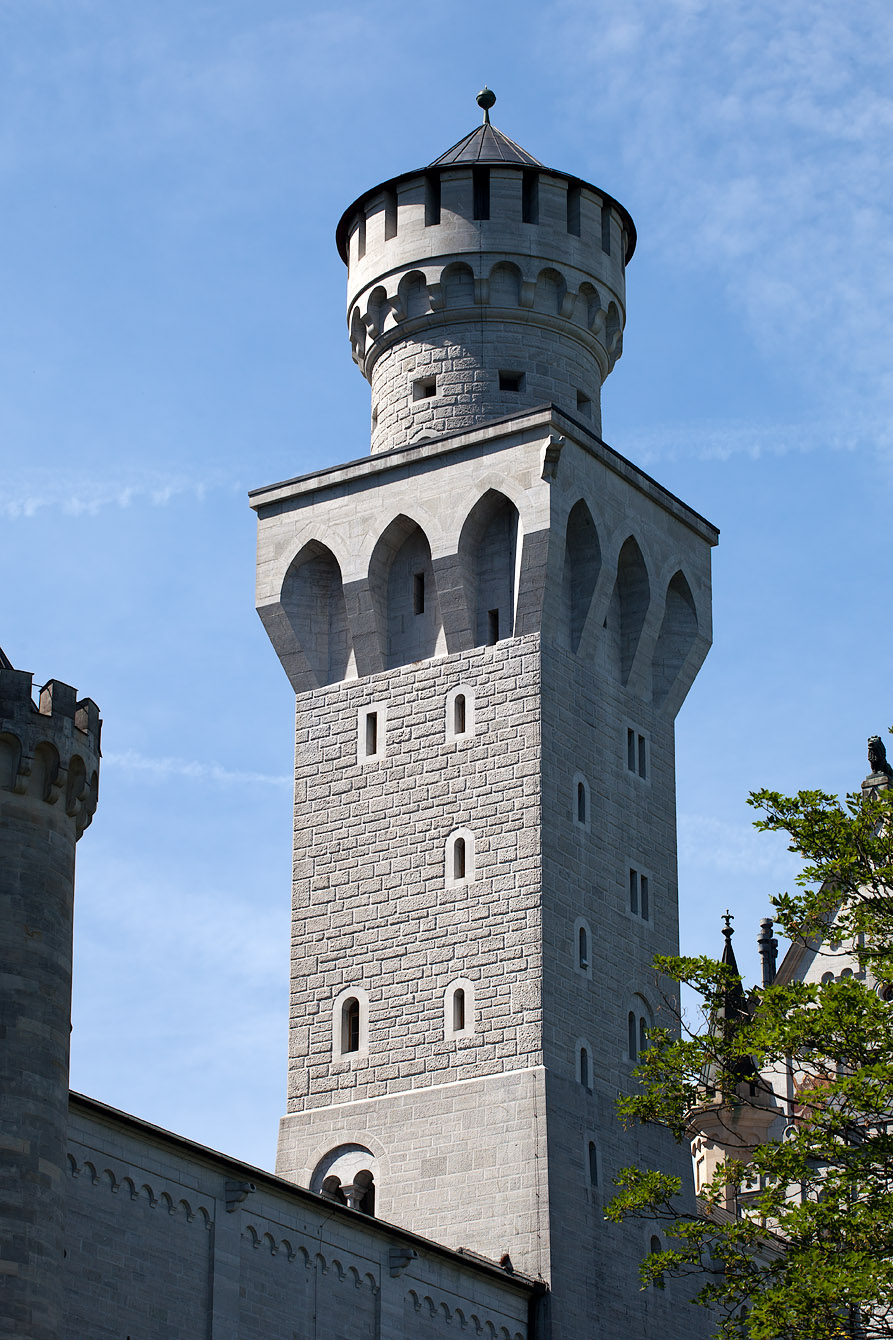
606 760 893 1338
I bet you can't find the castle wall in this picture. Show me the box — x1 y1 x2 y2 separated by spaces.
64 1095 533 1340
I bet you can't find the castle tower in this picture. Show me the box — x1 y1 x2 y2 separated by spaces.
252 94 718 1338
0 648 100 1339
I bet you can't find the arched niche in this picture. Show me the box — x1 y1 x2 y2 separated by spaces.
534 267 566 316
397 269 429 320
281 541 354 687
0 732 20 791
577 281 602 331
369 516 442 670
488 261 522 308
562 499 601 654
607 537 650 684
458 491 520 647
442 261 475 308
651 570 698 708
350 305 366 362
311 1143 377 1216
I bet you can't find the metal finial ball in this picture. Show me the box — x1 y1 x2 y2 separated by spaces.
476 87 496 112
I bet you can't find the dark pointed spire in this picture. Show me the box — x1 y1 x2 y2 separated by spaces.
430 91 543 168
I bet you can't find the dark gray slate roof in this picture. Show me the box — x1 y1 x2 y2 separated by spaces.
430 123 543 168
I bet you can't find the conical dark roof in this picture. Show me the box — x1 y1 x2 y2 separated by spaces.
430 123 543 169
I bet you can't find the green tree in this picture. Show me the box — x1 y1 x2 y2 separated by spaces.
606 768 893 1339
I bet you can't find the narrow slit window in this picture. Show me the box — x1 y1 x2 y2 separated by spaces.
356 212 366 260
453 837 466 881
499 370 524 392
638 734 647 779
384 189 397 240
600 204 612 255
629 868 639 916
627 728 636 772
640 874 650 921
413 571 425 615
577 781 587 824
639 1016 648 1057
628 1011 637 1061
473 166 490 220
522 169 539 224
578 925 589 970
576 390 591 418
454 694 466 735
488 609 500 645
567 182 581 236
365 712 378 757
425 173 441 227
580 1047 590 1089
342 997 360 1054
453 988 465 1032
588 1141 598 1186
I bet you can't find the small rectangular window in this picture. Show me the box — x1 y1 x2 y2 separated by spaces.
488 609 500 645
499 370 525 392
600 204 612 255
629 867 639 916
413 572 425 615
522 170 539 223
638 734 647 779
567 182 581 236
640 874 650 921
413 376 437 401
365 712 378 757
576 390 591 418
473 166 490 221
627 728 636 773
425 173 441 227
355 212 366 261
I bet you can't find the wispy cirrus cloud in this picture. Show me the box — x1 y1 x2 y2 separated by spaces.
103 750 290 788
0 469 237 519
551 0 893 420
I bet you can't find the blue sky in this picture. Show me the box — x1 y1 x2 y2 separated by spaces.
2 0 892 1170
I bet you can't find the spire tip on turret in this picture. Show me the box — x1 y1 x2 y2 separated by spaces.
476 86 496 125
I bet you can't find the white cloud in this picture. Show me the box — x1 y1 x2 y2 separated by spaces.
103 750 291 788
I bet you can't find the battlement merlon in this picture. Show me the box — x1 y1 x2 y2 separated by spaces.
0 658 101 837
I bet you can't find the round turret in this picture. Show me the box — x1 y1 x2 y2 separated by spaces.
336 91 636 453
0 650 100 1339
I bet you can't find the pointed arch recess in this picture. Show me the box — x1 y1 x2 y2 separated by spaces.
652 570 698 708
562 499 601 653
458 491 521 648
611 537 650 685
281 541 353 687
368 516 442 669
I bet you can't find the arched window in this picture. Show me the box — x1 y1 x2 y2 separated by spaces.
588 1141 598 1187
639 1016 648 1058
649 1235 665 1288
446 686 475 742
446 829 474 885
572 773 590 830
578 925 589 970
342 997 360 1054
444 978 475 1039
628 999 653 1062
332 987 369 1059
580 1047 590 1089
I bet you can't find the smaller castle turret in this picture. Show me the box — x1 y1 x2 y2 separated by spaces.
0 649 100 1339
338 89 635 452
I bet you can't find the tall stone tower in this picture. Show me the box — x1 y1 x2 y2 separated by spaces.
252 93 717 1338
0 648 100 1339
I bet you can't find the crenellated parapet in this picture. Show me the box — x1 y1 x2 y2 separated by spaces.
335 94 635 452
0 659 100 838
